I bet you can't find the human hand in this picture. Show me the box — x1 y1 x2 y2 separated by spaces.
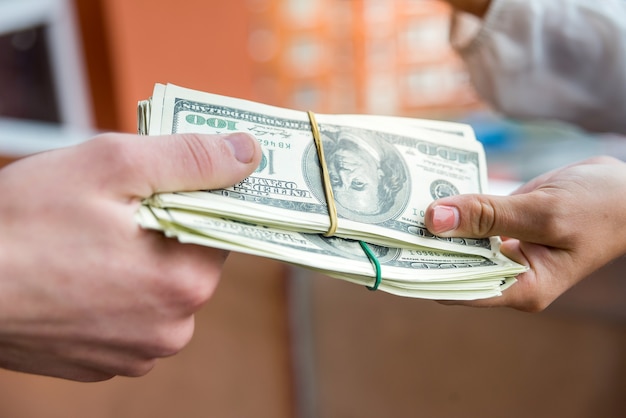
440 0 491 17
425 156 626 312
0 132 261 381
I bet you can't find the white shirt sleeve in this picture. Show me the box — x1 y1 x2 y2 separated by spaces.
450 0 626 134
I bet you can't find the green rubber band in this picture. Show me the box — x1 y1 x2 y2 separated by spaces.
359 241 382 291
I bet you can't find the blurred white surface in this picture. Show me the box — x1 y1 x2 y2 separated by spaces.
488 178 522 196
0 118 93 156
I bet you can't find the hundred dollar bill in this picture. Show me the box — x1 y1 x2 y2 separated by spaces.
139 83 498 257
136 205 523 300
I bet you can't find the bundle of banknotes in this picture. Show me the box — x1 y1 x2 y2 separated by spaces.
136 83 526 300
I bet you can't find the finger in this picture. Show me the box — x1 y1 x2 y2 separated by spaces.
137 132 260 196
85 132 261 198
436 239 530 308
439 239 569 312
424 192 557 244
0 344 115 382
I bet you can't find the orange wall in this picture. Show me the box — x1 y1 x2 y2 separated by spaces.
79 0 254 133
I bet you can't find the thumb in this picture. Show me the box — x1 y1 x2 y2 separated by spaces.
424 193 549 243
89 132 261 198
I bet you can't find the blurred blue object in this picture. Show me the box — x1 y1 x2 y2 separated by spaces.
458 110 522 152
453 110 626 182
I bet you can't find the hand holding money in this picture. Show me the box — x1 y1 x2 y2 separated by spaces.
137 83 526 300
0 131 261 381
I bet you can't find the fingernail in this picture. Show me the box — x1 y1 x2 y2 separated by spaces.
224 133 255 163
432 205 459 233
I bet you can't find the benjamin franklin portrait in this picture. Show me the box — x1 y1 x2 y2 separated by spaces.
303 126 410 224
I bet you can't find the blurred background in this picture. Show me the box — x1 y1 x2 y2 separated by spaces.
0 0 624 417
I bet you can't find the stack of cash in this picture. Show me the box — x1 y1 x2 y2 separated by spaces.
136 83 526 300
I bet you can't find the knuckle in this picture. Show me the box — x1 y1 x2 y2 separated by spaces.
151 320 195 358
511 270 558 313
519 297 552 313
129 321 194 360
160 254 223 309
168 270 218 310
178 134 221 181
85 134 140 181
536 194 574 243
120 359 158 378
92 134 136 169
469 199 497 237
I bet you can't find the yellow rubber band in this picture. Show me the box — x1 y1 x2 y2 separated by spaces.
307 110 338 237
306 111 380 290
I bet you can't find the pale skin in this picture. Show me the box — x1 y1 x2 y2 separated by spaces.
0 132 261 382
425 156 626 312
